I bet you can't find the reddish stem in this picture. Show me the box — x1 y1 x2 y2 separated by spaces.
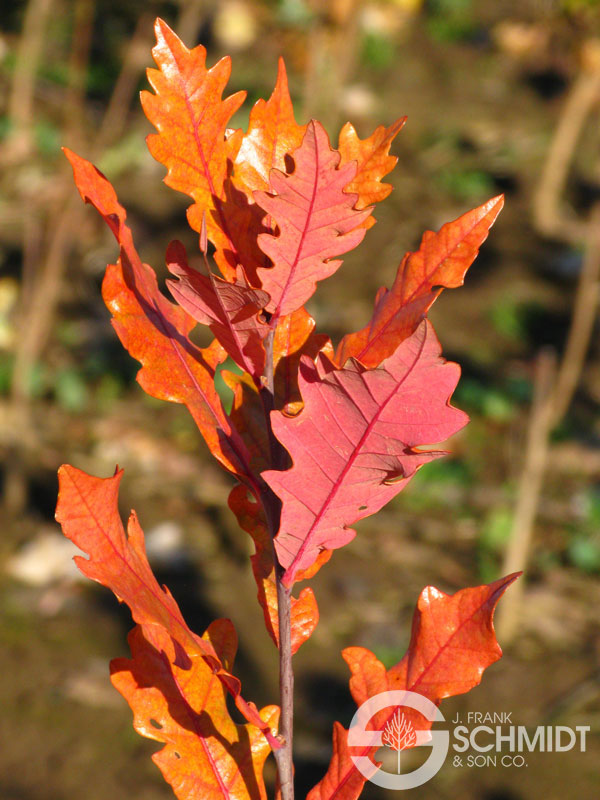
260 328 294 800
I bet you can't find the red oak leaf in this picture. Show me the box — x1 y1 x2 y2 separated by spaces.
308 574 520 800
166 240 270 378
337 117 406 228
254 120 372 320
111 623 279 800
64 148 258 490
264 321 468 586
55 465 279 748
336 195 504 367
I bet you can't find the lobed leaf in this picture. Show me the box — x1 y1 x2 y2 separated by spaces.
166 239 270 378
64 148 258 489
142 18 246 280
255 120 372 320
234 57 306 197
264 321 468 586
336 195 504 367
111 624 279 800
55 465 279 748
309 574 520 799
337 117 406 229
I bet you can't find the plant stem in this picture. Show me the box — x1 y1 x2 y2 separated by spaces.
261 328 295 800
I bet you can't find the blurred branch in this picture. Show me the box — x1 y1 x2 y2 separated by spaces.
63 0 95 145
498 41 600 639
6 0 55 162
303 0 363 131
533 40 600 244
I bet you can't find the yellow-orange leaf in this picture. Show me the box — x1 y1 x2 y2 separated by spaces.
338 117 406 229
111 624 279 800
142 18 246 280
234 57 306 197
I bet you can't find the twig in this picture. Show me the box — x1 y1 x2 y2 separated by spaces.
260 329 294 800
533 40 600 244
496 350 557 642
5 0 55 163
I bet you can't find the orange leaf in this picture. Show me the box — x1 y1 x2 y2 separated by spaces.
255 120 372 320
141 18 246 280
228 484 319 654
56 464 279 748
338 117 406 229
309 574 520 799
64 147 258 488
111 624 279 800
234 57 306 197
336 195 504 367
273 307 331 415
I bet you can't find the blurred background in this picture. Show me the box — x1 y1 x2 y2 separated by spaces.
1 1 600 798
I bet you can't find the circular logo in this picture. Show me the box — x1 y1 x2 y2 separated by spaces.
348 690 449 790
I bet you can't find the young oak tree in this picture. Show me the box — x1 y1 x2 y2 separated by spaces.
55 18 518 800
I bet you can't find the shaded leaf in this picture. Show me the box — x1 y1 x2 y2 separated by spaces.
56 464 279 748
309 574 519 799
264 321 468 586
255 121 372 320
64 148 257 487
337 117 406 229
166 240 270 378
336 195 504 367
273 307 332 415
228 485 319 653
111 624 279 800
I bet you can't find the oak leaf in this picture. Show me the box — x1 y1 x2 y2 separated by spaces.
264 321 468 586
64 148 258 490
255 120 372 320
308 574 520 799
55 464 279 748
337 117 406 229
141 18 246 280
336 195 504 367
166 239 270 378
234 57 306 197
111 623 279 800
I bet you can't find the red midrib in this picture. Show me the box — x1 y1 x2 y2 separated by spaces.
272 126 320 321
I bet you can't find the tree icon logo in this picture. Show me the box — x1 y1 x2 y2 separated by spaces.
382 709 417 774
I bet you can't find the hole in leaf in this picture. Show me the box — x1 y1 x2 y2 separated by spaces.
174 751 181 759
150 718 163 730
284 153 295 173
358 505 367 511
